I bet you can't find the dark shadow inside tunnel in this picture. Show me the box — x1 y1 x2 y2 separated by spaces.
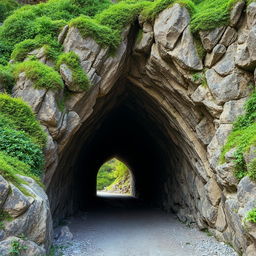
48 79 197 221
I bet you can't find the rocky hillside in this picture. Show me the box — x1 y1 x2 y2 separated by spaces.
0 0 256 255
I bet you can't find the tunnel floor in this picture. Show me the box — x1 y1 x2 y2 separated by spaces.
53 193 237 256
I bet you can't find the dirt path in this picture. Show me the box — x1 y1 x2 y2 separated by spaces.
54 193 238 256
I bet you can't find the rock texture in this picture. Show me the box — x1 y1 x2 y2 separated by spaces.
6 2 256 255
0 175 52 255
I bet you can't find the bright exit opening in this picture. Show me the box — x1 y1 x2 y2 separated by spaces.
96 158 133 196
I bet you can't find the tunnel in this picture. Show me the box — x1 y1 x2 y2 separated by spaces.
47 76 207 226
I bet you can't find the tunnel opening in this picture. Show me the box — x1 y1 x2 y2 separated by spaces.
48 77 207 227
96 157 133 196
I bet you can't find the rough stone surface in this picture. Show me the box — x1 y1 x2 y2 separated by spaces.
199 27 226 52
154 4 190 50
205 44 226 68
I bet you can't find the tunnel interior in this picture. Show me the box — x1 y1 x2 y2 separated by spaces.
49 78 201 223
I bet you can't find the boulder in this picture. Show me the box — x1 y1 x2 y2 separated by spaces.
205 44 226 68
199 27 226 52
0 176 9 208
154 3 190 50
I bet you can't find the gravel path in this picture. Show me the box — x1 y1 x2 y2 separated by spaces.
53 193 238 256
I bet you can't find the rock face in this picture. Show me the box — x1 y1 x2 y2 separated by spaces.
0 175 52 255
6 2 256 255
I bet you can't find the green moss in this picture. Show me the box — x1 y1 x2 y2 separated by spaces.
0 0 20 23
0 210 13 222
69 16 120 50
221 92 256 180
245 208 256 223
0 65 15 94
57 51 90 90
0 94 46 147
190 0 239 33
13 60 64 90
11 35 62 62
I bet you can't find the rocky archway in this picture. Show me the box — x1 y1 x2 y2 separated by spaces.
8 2 256 254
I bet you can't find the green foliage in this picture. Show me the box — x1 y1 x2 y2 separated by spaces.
248 158 256 180
9 239 27 256
57 51 90 90
0 0 111 62
11 35 62 62
0 210 13 223
69 16 120 50
0 94 46 147
0 128 44 176
97 158 130 191
190 0 239 32
221 92 256 180
0 65 15 93
192 71 207 86
13 60 64 90
245 208 256 223
0 0 20 23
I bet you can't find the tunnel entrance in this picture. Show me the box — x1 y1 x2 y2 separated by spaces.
48 78 206 227
96 158 133 196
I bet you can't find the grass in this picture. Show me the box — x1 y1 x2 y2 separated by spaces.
13 60 64 90
0 64 15 94
57 51 91 91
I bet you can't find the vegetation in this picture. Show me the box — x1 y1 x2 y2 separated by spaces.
57 51 90 90
221 92 256 180
13 60 64 90
245 208 256 223
9 239 27 256
0 94 45 192
97 158 130 193
0 65 15 94
0 0 20 23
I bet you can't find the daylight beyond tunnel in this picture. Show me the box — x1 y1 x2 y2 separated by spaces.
48 79 201 222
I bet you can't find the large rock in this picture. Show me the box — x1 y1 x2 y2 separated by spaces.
0 176 9 208
154 3 190 50
0 236 45 256
168 27 203 71
3 184 31 218
205 44 226 68
199 27 226 52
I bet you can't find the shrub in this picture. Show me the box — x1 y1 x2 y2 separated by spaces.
0 0 20 23
0 94 46 147
57 51 90 90
13 60 64 90
0 128 44 175
0 65 15 93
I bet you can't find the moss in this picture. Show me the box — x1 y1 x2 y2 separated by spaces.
11 35 62 62
194 36 206 60
190 0 240 33
221 92 256 180
56 51 90 90
0 210 13 222
13 60 64 90
69 16 120 50
0 93 46 147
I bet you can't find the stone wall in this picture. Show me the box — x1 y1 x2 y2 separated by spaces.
4 1 256 255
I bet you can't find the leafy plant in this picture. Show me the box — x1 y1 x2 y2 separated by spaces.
0 94 46 147
9 239 27 256
0 0 20 23
0 65 15 93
